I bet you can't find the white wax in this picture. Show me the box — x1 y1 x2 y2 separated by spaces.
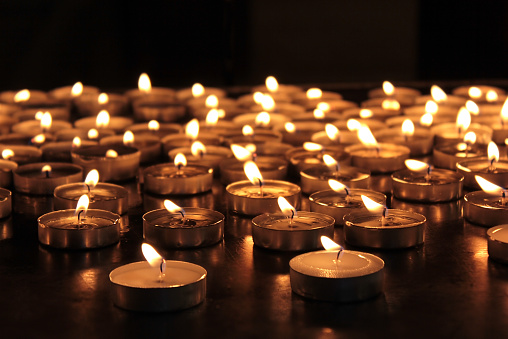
489 225 508 243
110 261 206 288
290 250 384 279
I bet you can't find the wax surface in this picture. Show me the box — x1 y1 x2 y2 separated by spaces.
353 215 420 228
396 171 458 185
152 166 209 179
257 215 328 230
44 216 113 230
312 194 364 208
229 185 292 198
290 250 384 278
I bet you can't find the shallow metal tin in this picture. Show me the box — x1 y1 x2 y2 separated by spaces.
132 96 186 122
143 207 224 249
433 143 487 170
0 145 42 165
38 209 120 249
226 179 301 216
464 191 508 227
143 163 213 195
391 169 464 202
391 198 463 223
0 188 12 218
0 159 17 188
110 261 206 312
456 158 508 190
219 157 287 185
251 211 335 251
344 209 426 249
285 145 350 175
300 165 370 195
487 225 508 263
13 162 83 195
374 128 434 156
289 250 384 302
344 143 410 173
100 134 161 164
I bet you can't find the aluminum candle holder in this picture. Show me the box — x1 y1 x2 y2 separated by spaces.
100 134 161 164
38 209 120 249
127 122 181 138
74 93 128 117
431 123 492 146
391 198 463 222
300 165 370 195
251 211 335 251
13 162 83 195
222 129 283 146
41 141 96 162
374 128 434 156
168 146 232 175
0 159 17 187
74 116 133 133
487 225 508 263
226 179 301 216
11 119 72 137
219 157 288 185
289 250 384 302
110 260 206 312
0 188 12 218
285 146 350 174
464 191 508 227
71 145 140 182
433 143 487 170
456 158 508 190
132 96 186 122
344 209 426 249
391 169 464 202
345 143 410 174
161 133 221 153
143 207 224 248
54 128 115 142
309 189 386 226
143 163 213 195
54 183 129 215
0 145 42 165
278 121 326 146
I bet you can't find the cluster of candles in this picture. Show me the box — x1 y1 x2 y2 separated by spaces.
2 76 508 310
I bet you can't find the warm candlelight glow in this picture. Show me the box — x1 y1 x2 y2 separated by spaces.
430 85 447 103
148 120 160 131
192 83 205 98
358 126 378 148
488 141 500 164
361 195 385 214
260 94 275 111
323 154 339 171
359 109 373 119
231 144 253 161
464 131 476 144
303 142 323 152
401 119 415 137
317 102 330 112
174 153 187 168
164 199 185 215
185 119 200 140
486 90 499 102
285 122 296 133
85 169 99 189
420 113 433 127
206 109 219 126
501 99 508 125
88 128 99 139
325 124 340 141
425 100 438 114
14 89 30 103
96 110 110 128
465 100 479 115
98 93 109 105
244 161 263 186
40 112 52 132
475 175 506 196
72 137 81 148
71 82 83 97
277 196 297 220
242 124 254 136
346 119 361 132
35 111 44 120
382 81 395 96
328 179 348 193
381 98 400 110
31 134 46 144
468 87 482 99
105 149 118 158
123 131 135 146
138 73 151 93
2 149 14 160
255 112 270 127
321 236 343 251
191 141 206 157
266 76 279 92
313 109 325 119
205 95 219 108
306 88 322 99
253 92 265 104
75 194 90 220
456 107 471 134
141 243 166 269
405 159 429 172
41 165 52 176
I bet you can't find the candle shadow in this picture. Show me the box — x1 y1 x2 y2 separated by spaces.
252 246 296 274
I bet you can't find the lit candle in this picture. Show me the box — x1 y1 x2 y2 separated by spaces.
463 175 508 227
433 131 487 170
99 130 161 164
286 142 350 175
168 141 232 175
0 146 42 165
74 110 133 134
452 85 505 103
374 119 434 156
13 162 83 195
48 81 99 102
161 118 221 153
487 225 508 263
74 91 129 117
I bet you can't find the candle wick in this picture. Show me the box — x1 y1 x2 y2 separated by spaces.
159 259 166 283
258 178 264 197
489 158 496 172
199 151 204 159
252 153 257 162
179 211 187 224
503 191 507 206
290 210 295 225
381 208 387 226
45 170 50 178
336 247 343 263
77 210 84 225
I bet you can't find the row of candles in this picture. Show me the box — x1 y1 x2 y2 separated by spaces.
2 75 508 311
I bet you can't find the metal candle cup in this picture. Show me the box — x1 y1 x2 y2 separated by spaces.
345 143 410 174
289 250 384 302
251 211 335 251
143 207 224 248
41 141 96 162
74 116 134 133
100 134 161 164
74 93 128 117
431 122 492 146
13 162 83 195
300 165 370 195
374 128 434 156
127 122 181 138
487 225 508 263
168 146 232 175
38 209 120 249
457 158 508 190
464 191 508 227
219 157 287 185
161 133 221 153
278 121 325 146
285 146 350 174
132 96 186 122
11 120 72 137
391 198 463 222
309 189 386 226
344 209 426 249
54 182 129 215
391 168 464 202
0 188 12 218
0 159 17 187
109 261 206 312
54 128 115 142
433 143 487 170
0 145 42 165
226 179 301 216
71 145 140 182
143 163 213 195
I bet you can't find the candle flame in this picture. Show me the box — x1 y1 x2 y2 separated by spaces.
35 111 44 120
2 149 14 160
323 154 339 171
456 107 471 132
466 100 479 115
464 131 476 144
265 76 279 92
486 90 499 102
430 85 447 103
501 99 508 125
71 82 83 97
138 73 151 93
328 179 348 193
475 175 506 195
420 113 433 127
277 196 297 219
105 149 118 158
381 98 400 110
96 110 110 128
205 95 219 108
321 236 343 252
425 100 438 114
255 112 270 127
306 88 322 99
148 120 160 131
242 124 254 136
347 119 361 132
192 83 205 98
382 81 395 96
358 125 378 148
163 199 185 216
98 93 109 105
185 119 200 140
303 142 323 152
401 119 415 137
405 159 429 172
317 102 330 112
141 243 166 271
285 122 296 133
359 109 373 119
488 141 499 164
313 109 325 119
88 128 99 139
244 161 263 186
75 194 89 219
31 134 46 144
206 109 219 126
123 131 135 146
85 169 99 189
41 165 52 175
14 89 30 103
468 87 482 99
325 124 340 141
174 153 187 168
361 195 386 214
191 141 206 157
40 112 52 131
72 137 81 148
260 94 275 111
253 92 265 104
231 144 253 161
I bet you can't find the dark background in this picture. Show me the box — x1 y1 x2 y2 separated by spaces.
0 0 507 91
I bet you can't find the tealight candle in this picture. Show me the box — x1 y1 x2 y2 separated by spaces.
487 225 508 263
433 138 487 170
110 243 206 312
342 107 401 122
168 142 232 175
14 106 70 122
452 85 505 103
277 121 326 146
143 154 213 195
431 107 492 145
0 159 17 187
368 81 420 101
100 131 161 164
464 175 508 227
54 128 115 142
392 160 464 202
219 156 288 185
132 96 186 122
74 92 129 117
251 76 303 98
0 188 12 218
74 110 133 133
291 88 342 109
198 111 242 138
0 89 48 106
232 112 290 130
41 140 96 162
143 200 224 248
48 82 99 102
161 119 221 153
251 196 334 251
11 117 72 137
222 127 282 146
285 143 350 175
374 119 434 156
309 180 386 226
289 236 384 302
343 196 426 249
127 121 181 138
38 195 120 249
291 110 342 124
13 163 83 195
176 83 226 102
0 145 42 165
413 85 467 107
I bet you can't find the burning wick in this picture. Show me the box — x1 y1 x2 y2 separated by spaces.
328 179 350 204
278 196 297 227
141 243 166 283
42 165 51 178
75 195 89 227
361 195 387 226
320 236 344 266
164 199 187 224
